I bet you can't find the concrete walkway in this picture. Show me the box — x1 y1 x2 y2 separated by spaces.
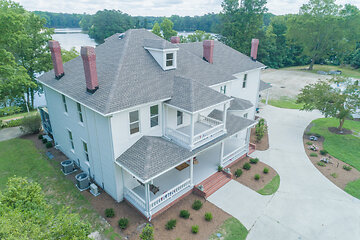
209 105 360 240
0 127 23 142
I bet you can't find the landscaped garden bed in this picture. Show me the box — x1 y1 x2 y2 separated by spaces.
303 118 360 199
250 118 269 151
229 156 280 195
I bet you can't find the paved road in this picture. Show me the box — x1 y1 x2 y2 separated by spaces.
209 105 360 240
0 127 23 142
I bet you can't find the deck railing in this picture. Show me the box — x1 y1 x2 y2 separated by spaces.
124 187 146 212
199 115 222 127
222 145 247 167
165 128 191 146
193 123 224 146
150 178 191 210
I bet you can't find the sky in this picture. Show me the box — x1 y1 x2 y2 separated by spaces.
15 0 360 16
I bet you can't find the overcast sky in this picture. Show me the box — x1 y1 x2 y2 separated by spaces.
15 0 360 16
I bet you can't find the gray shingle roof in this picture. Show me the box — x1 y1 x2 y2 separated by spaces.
228 97 253 111
116 111 255 181
38 29 264 115
259 80 272 91
166 76 231 112
143 38 176 49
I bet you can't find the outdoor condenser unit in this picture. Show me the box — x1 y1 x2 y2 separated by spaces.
61 160 74 175
75 172 90 191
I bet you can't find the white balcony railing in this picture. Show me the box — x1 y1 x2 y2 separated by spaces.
165 128 191 146
150 178 191 210
222 145 247 167
124 187 146 213
193 123 224 146
198 115 222 127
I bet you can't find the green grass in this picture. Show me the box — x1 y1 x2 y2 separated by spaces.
261 97 303 109
345 179 360 199
0 110 37 121
310 118 360 171
0 138 105 231
257 175 280 195
210 217 248 240
283 64 360 79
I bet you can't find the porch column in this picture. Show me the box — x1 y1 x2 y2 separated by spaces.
190 113 195 147
144 183 150 218
220 141 224 166
190 158 194 186
265 89 270 105
222 103 228 131
162 105 167 135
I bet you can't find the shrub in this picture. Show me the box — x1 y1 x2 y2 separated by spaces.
254 174 260 180
191 225 199 234
255 120 267 142
306 141 313 145
243 162 251 170
42 138 48 144
20 114 41 134
330 173 338 178
314 133 321 138
5 119 23 128
263 167 269 174
320 149 328 155
204 212 213 221
192 200 203 210
250 158 259 164
317 161 326 167
45 142 53 149
140 224 154 240
118 218 129 229
235 169 243 178
105 208 115 218
0 106 22 117
165 219 176 230
179 210 190 219
310 153 318 157
38 134 43 139
217 165 223 172
343 165 352 171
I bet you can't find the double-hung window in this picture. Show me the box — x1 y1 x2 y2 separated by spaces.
129 110 140 134
68 130 74 150
166 53 174 67
220 85 227 94
150 105 159 127
242 74 247 88
177 111 183 126
82 141 89 161
62 95 68 113
77 103 83 123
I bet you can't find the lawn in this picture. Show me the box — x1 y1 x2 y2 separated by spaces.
310 118 360 171
345 179 360 199
0 110 37 121
257 175 280 195
0 138 105 232
283 64 360 79
210 217 248 240
262 97 303 109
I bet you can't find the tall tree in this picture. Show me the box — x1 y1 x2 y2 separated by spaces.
160 18 177 41
286 0 354 70
151 22 162 37
219 0 268 54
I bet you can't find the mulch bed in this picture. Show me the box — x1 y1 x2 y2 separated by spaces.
303 132 360 189
328 127 352 135
250 126 269 151
229 156 278 191
27 133 233 240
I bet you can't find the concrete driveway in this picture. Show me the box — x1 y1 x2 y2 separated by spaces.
0 127 23 142
208 105 360 240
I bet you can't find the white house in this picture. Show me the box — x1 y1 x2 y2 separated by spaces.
38 29 266 219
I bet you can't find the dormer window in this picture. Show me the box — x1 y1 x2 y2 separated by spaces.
166 53 174 67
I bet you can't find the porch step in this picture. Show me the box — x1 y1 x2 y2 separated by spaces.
196 172 231 198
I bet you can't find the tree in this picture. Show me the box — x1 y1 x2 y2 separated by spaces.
297 77 360 131
219 0 267 54
0 177 91 239
151 22 162 37
255 118 267 142
160 18 177 41
286 0 357 70
186 30 213 42
61 47 79 63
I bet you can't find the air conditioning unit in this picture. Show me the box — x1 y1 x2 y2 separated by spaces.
61 160 75 175
75 172 90 191
90 183 100 196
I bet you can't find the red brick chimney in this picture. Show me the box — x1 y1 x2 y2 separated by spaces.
251 39 259 61
203 40 214 64
170 36 180 44
48 40 64 79
81 46 99 93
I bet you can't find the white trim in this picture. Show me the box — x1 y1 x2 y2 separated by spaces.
164 98 232 115
209 67 264 88
144 47 179 52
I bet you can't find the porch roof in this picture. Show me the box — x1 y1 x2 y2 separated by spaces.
116 111 255 182
228 97 253 111
259 80 272 92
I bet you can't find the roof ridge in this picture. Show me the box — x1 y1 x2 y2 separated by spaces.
104 30 133 114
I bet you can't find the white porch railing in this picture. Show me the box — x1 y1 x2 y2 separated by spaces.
222 145 247 167
150 178 191 210
165 128 191 146
124 187 146 212
193 123 224 146
199 115 222 126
